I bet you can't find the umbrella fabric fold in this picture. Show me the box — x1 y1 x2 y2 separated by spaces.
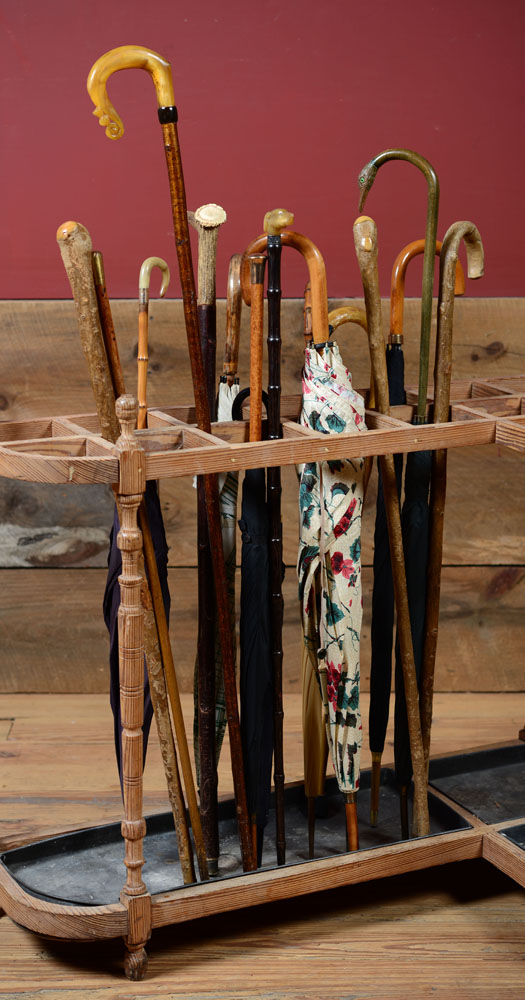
298 343 366 798
103 479 170 783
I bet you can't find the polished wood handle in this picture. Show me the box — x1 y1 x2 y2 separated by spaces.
87 45 175 140
390 239 465 340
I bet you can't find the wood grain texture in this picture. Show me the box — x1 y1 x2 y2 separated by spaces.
0 693 524 996
1 565 523 694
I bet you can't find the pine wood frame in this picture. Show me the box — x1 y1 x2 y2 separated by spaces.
0 374 523 979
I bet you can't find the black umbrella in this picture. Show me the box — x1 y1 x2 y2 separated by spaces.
232 386 273 867
103 479 170 785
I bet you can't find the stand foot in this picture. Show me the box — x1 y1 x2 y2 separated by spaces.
124 943 148 981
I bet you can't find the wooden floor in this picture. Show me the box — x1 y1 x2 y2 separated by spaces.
0 692 524 997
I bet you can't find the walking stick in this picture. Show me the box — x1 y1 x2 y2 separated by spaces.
57 220 199 883
264 209 290 866
188 203 228 876
224 254 243 386
92 250 126 398
88 47 255 871
358 149 439 422
353 215 430 837
390 239 465 342
420 223 484 764
138 257 170 429
328 305 374 494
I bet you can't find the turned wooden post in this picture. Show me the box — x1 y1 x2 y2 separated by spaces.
115 394 151 981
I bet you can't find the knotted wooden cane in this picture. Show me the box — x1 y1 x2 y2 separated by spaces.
87 47 255 871
57 221 200 884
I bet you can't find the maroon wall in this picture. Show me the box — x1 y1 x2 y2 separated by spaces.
2 1 524 299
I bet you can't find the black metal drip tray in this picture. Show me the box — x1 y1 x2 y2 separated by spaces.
499 823 525 851
1 768 469 907
429 744 525 824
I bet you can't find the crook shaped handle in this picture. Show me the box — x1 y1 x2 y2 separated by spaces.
139 256 170 297
87 45 175 139
241 228 329 341
390 238 466 341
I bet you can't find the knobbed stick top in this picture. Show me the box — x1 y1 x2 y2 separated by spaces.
263 208 295 235
87 45 175 140
353 215 390 416
434 222 484 424
56 221 120 442
390 239 466 343
188 203 227 306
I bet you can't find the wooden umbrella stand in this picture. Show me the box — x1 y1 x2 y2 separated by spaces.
0 374 524 980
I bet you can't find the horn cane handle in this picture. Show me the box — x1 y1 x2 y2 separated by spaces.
87 45 175 139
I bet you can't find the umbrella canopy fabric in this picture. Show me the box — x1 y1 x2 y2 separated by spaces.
297 343 367 795
103 479 171 784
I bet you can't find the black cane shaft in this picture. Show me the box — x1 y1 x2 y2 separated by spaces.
267 235 286 865
197 302 219 869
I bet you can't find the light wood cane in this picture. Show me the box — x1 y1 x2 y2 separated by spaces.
353 215 430 838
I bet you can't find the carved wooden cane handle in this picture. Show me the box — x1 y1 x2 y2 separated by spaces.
87 45 175 140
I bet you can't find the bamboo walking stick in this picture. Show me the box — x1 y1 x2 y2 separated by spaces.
57 221 198 883
353 215 430 837
188 203 228 876
88 47 255 871
138 257 170 429
420 223 484 765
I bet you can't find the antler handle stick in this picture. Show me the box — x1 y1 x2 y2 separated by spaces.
420 223 484 765
88 47 255 871
138 257 170 430
353 215 430 837
188 203 227 876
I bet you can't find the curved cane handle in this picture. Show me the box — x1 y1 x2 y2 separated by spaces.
390 239 465 340
139 256 170 297
87 45 175 140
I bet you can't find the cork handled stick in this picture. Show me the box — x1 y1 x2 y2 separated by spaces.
353 215 430 837
137 257 170 430
420 223 484 766
56 220 199 884
188 203 228 876
88 47 255 872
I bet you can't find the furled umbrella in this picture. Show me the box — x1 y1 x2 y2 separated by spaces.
302 299 371 859
188 203 228 875
353 215 430 837
242 224 367 851
233 252 273 865
88 45 255 872
420 223 484 766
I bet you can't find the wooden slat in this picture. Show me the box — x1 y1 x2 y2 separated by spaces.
1 566 523 694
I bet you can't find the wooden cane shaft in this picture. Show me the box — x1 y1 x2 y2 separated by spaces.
224 254 242 381
249 256 266 442
345 796 359 852
92 251 126 399
267 234 286 866
354 216 430 836
141 579 196 883
160 120 254 870
57 223 119 442
137 308 149 430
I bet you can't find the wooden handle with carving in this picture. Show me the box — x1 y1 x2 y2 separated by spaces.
87 45 175 140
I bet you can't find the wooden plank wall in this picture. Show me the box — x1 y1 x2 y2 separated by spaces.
0 298 523 693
